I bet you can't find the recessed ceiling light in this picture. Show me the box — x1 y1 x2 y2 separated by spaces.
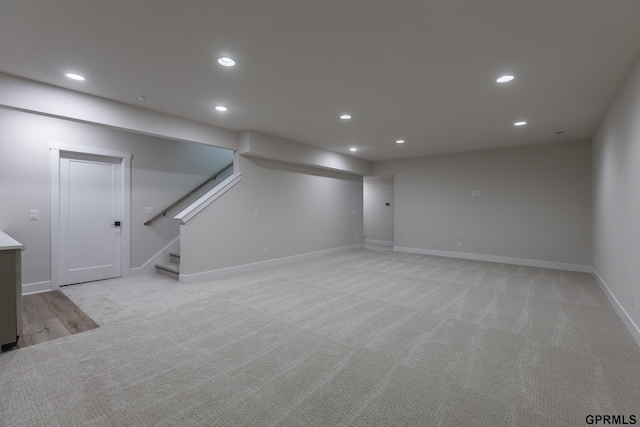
349 147 358 152
215 105 228 112
396 140 405 144
138 95 150 102
65 73 85 81
340 114 352 120
217 57 236 67
496 75 514 83
514 121 527 126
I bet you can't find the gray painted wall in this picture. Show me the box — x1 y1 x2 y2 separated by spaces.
363 177 394 243
592 55 640 336
373 140 592 266
181 155 363 276
0 108 232 285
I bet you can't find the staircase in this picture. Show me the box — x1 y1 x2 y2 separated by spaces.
156 251 181 281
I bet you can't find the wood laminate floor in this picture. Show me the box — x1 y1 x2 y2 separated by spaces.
17 290 99 349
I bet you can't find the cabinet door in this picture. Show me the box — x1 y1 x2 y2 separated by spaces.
0 250 18 347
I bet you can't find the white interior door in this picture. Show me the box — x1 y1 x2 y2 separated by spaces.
363 177 394 244
60 153 122 285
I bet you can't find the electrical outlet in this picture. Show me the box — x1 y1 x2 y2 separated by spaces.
477 190 481 197
472 190 476 196
254 209 259 217
263 246 268 255
145 207 154 215
457 241 462 247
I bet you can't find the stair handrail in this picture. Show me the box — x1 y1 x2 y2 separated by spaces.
174 172 242 224
144 162 233 226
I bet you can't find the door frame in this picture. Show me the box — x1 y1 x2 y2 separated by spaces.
50 142 131 290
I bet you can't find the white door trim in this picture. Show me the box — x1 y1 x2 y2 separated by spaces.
50 143 131 289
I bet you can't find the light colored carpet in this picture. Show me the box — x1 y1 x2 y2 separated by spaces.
2 249 639 426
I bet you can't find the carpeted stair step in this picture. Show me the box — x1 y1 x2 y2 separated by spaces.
169 251 181 264
156 261 180 281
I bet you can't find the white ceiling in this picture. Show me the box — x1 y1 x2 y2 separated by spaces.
1 0 639 161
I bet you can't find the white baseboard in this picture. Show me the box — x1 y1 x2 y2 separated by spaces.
592 268 640 349
127 267 144 277
393 246 592 273
142 236 180 275
364 239 394 247
180 244 364 283
22 281 52 295
22 243 176 292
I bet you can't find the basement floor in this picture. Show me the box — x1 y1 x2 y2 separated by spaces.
16 290 99 350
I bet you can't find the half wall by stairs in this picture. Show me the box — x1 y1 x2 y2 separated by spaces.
152 173 243 282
